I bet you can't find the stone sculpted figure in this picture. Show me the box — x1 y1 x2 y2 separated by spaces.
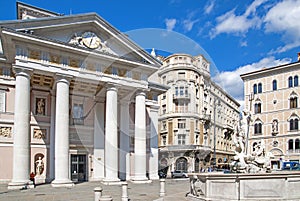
36 98 45 115
35 157 44 175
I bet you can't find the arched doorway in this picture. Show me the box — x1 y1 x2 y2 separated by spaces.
175 157 187 172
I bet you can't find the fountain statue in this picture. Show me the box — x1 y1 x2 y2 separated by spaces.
230 109 274 173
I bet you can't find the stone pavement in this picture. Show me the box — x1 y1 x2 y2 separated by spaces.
0 178 190 201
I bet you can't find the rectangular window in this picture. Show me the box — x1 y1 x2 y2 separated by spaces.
180 87 184 96
175 87 179 96
73 103 84 125
178 119 186 129
0 90 6 112
162 104 166 114
178 134 186 145
162 135 167 146
162 121 167 130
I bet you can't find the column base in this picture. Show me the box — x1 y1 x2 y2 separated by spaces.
131 176 152 184
8 180 34 190
51 179 74 188
102 178 121 185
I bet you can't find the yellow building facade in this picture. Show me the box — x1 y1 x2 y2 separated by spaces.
241 58 300 169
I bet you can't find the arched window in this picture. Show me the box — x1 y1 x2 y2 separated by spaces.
290 118 299 131
176 157 188 171
254 103 261 114
254 123 262 134
295 139 300 150
258 83 262 93
290 97 298 108
294 75 299 87
253 84 257 94
289 76 293 88
288 139 294 150
273 80 277 90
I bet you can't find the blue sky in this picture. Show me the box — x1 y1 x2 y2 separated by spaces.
1 0 300 106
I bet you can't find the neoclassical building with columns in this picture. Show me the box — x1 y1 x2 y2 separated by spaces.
0 3 166 189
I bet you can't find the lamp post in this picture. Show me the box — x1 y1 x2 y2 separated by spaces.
213 99 220 169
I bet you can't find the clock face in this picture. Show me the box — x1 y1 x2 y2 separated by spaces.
82 31 101 49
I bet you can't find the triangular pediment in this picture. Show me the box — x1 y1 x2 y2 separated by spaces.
1 3 161 68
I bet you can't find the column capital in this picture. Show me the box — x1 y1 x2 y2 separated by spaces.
12 66 33 78
135 90 146 97
106 83 120 92
55 74 72 85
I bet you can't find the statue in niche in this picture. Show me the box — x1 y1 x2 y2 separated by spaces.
35 156 44 175
272 120 278 133
36 98 45 115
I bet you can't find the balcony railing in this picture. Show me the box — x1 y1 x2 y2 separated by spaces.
173 93 190 100
287 149 300 154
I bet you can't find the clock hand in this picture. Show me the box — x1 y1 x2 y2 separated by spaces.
89 36 94 46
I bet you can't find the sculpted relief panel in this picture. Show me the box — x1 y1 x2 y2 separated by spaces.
0 127 12 138
33 128 47 140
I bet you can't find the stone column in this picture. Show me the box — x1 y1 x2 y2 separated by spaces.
132 91 148 182
103 86 120 183
49 91 56 181
51 75 74 187
119 100 130 181
8 68 33 190
93 101 105 180
148 103 160 180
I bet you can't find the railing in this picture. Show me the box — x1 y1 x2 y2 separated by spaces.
173 93 190 99
287 149 300 154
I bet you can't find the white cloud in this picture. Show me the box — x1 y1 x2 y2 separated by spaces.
165 18 177 31
210 0 266 38
264 0 300 53
183 19 199 32
240 40 248 47
204 1 215 14
212 56 291 109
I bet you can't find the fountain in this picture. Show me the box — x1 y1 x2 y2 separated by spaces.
187 110 300 200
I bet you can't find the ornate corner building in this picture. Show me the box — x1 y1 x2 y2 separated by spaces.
0 3 167 189
241 56 300 169
151 53 240 175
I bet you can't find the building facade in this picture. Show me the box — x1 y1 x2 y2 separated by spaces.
0 3 165 189
152 53 240 175
241 57 300 170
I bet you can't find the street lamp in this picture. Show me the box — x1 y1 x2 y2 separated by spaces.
213 98 221 169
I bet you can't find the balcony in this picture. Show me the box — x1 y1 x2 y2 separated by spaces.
173 93 190 100
287 149 300 154
201 114 211 122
